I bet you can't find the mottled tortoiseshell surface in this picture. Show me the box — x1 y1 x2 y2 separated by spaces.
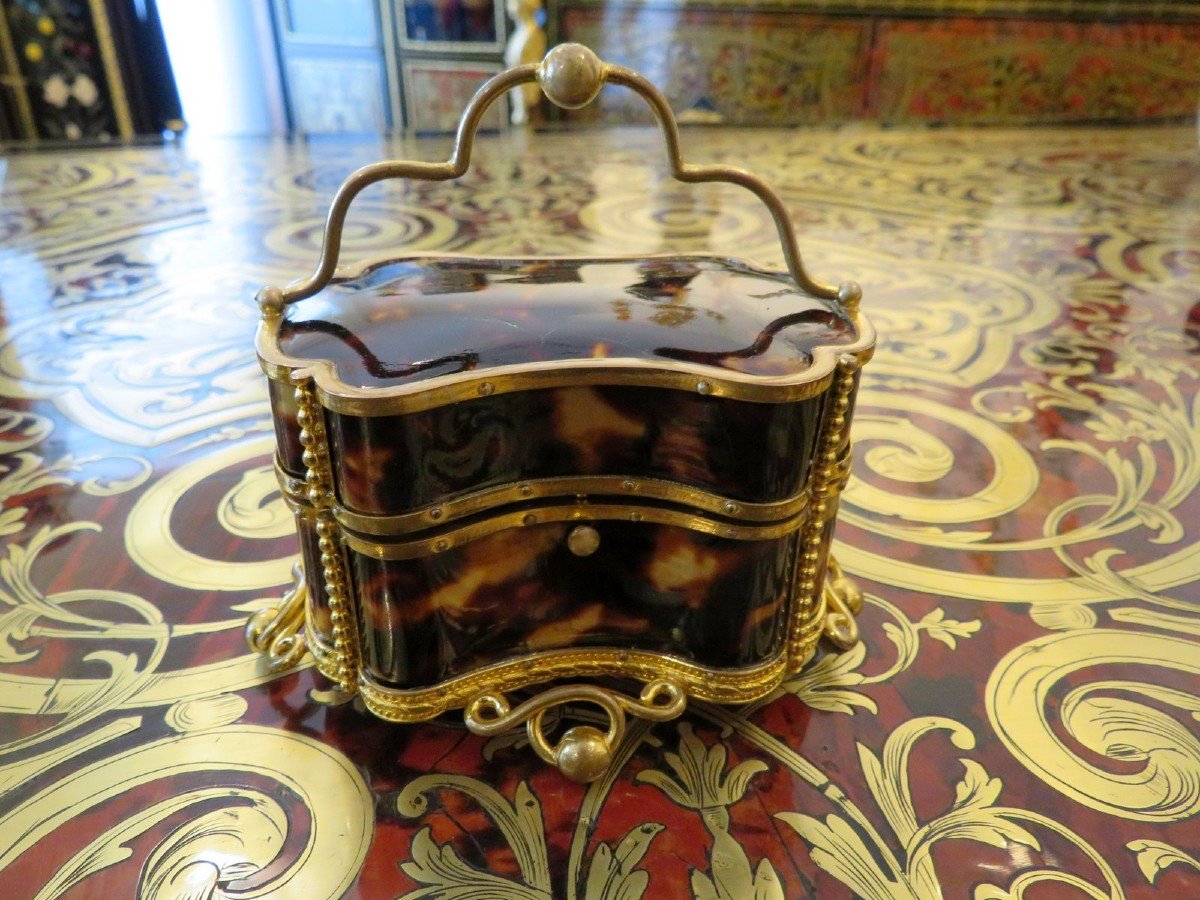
276 256 857 386
270 255 848 686
268 255 851 516
349 521 797 688
8 127 1198 899
318 385 824 515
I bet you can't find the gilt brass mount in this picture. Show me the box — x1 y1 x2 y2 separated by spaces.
464 680 687 783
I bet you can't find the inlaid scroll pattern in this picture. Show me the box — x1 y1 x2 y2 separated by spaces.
0 125 1196 896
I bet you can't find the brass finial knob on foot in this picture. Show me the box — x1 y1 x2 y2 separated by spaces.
554 725 613 783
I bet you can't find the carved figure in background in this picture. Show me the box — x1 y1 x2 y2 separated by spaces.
504 0 545 124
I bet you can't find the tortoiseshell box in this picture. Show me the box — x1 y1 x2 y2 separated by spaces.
249 44 875 781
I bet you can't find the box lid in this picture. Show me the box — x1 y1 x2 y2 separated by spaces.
271 253 864 382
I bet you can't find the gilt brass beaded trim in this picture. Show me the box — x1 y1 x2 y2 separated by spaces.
342 501 809 560
355 643 794 723
293 378 361 696
786 353 859 673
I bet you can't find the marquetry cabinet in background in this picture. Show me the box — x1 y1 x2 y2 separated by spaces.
0 0 181 141
552 0 1200 126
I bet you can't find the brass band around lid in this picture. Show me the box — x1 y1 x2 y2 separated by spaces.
255 43 861 319
276 460 812 535
340 500 810 560
260 328 874 417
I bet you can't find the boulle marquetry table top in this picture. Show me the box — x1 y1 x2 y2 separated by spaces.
0 123 1197 898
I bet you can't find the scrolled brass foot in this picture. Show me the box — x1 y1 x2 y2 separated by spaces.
245 561 309 670
822 555 863 651
464 679 686 783
309 686 357 707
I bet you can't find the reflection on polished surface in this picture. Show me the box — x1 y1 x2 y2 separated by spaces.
1 124 1198 896
278 256 855 385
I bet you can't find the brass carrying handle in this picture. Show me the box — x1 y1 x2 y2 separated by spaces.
258 43 860 316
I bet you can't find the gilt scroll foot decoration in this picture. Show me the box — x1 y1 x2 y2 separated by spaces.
822 555 864 651
464 679 687 783
244 561 309 670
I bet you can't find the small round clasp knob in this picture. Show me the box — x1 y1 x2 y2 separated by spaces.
567 525 601 557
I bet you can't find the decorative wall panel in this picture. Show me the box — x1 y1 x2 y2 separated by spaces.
402 59 504 131
560 7 871 124
870 17 1200 123
287 57 390 133
554 1 1200 126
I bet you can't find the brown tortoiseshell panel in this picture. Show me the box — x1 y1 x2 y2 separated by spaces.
294 508 333 639
269 376 306 475
350 521 797 688
276 256 857 387
326 385 824 515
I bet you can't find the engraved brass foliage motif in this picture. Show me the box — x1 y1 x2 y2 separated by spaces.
0 125 1197 896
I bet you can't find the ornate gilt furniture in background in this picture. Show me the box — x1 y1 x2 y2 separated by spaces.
552 0 1200 126
248 43 874 781
262 0 1200 135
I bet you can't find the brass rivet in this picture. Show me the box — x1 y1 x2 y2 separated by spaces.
723 500 739 515
629 512 643 522
523 513 537 526
622 480 636 491
567 525 601 557
478 382 495 396
696 380 713 395
429 507 443 520
519 483 533 496
434 539 449 552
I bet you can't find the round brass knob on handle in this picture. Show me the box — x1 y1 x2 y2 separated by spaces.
537 42 606 109
567 524 601 557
